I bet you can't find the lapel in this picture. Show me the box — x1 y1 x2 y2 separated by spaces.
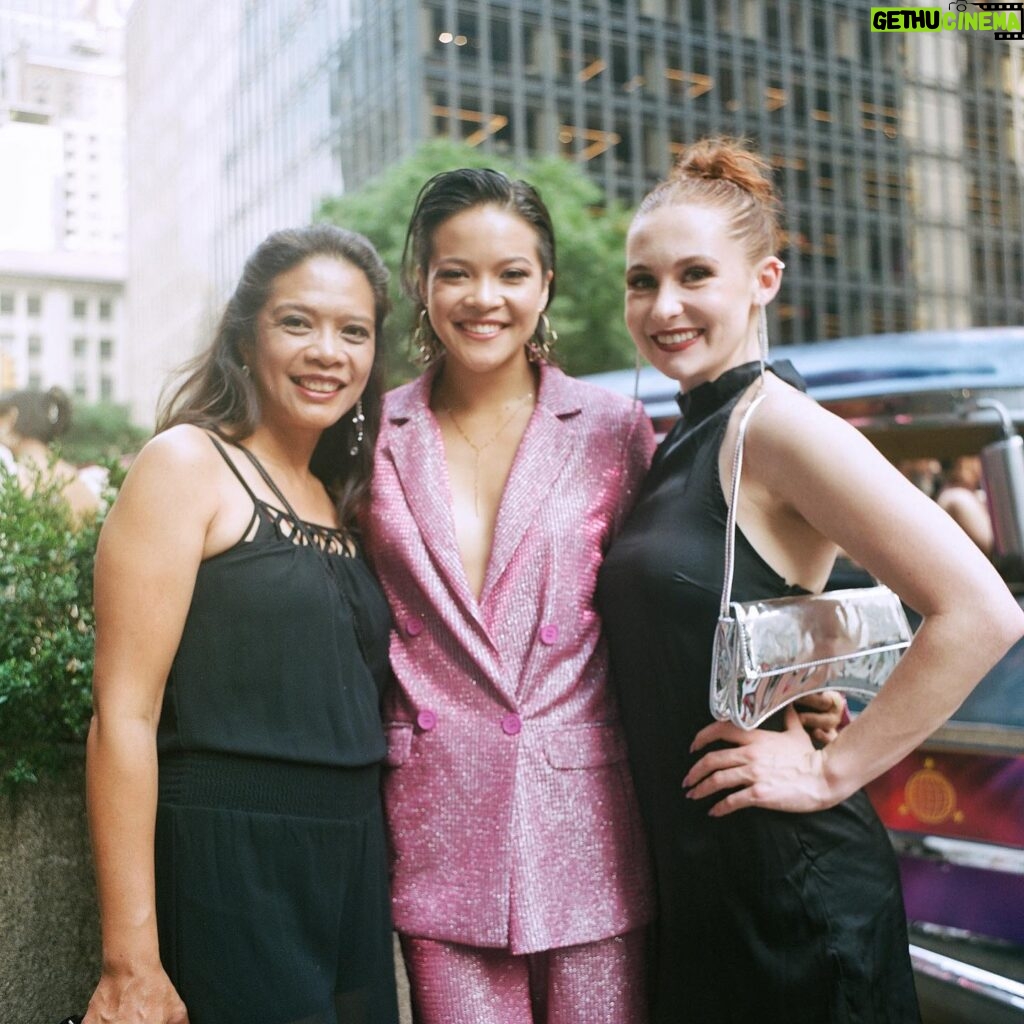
382 372 489 632
382 366 582 649
480 365 581 604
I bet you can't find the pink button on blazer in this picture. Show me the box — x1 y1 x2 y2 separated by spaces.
364 365 657 954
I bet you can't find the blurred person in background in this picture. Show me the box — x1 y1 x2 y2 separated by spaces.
937 455 993 555
0 386 100 519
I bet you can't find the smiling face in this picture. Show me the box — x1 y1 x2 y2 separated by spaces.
422 204 552 377
625 202 782 390
249 254 376 439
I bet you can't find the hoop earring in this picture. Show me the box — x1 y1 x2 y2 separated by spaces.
757 304 770 377
411 308 443 366
349 399 365 456
526 312 558 364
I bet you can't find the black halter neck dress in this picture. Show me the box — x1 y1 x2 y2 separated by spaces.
597 362 920 1023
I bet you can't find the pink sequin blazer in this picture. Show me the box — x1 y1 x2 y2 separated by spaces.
364 364 656 954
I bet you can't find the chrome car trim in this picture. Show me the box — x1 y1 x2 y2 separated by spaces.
892 834 1024 875
909 944 1024 1012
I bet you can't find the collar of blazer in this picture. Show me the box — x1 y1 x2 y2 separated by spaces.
381 363 584 614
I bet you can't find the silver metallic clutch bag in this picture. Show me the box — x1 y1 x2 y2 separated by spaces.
710 389 913 730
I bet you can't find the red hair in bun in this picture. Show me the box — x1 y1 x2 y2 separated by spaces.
637 137 782 263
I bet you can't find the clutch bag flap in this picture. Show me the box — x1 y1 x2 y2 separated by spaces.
720 586 912 730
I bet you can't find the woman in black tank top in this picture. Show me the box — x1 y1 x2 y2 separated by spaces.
81 226 400 1024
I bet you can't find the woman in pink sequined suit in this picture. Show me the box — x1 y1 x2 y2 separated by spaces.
362 169 655 1024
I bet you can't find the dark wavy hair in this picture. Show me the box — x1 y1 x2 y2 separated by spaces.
400 167 557 351
158 224 389 527
0 386 72 444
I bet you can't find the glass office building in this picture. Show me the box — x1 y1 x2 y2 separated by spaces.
125 0 1024 421
331 0 1024 343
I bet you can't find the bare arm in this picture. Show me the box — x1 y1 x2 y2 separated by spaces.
686 387 1024 814
84 428 221 1024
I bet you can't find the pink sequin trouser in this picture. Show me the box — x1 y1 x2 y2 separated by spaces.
400 928 648 1024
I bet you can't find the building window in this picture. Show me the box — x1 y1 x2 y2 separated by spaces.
28 372 42 390
490 16 511 67
26 294 41 316
73 373 87 399
100 376 114 402
28 335 42 357
73 336 88 358
72 297 88 318
100 338 114 360
0 293 13 315
98 298 113 320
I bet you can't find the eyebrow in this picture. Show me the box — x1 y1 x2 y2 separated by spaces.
626 254 720 272
434 254 534 266
268 302 373 325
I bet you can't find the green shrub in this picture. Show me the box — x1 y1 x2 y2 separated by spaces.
0 468 109 786
62 402 148 466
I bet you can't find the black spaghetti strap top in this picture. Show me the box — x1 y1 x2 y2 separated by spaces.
156 436 391 767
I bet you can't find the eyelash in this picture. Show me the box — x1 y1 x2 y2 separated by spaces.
626 275 655 291
279 317 370 341
435 268 531 281
626 268 712 290
682 267 712 282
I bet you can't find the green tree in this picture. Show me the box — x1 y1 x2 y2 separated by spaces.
62 402 148 466
318 140 635 381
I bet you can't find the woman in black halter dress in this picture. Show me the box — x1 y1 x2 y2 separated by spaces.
599 361 919 1022
82 226 400 1024
596 140 1024 1022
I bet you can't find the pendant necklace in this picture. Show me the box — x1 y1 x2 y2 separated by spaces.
445 391 534 516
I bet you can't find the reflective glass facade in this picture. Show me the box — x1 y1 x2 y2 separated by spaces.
331 0 1024 343
126 0 1024 421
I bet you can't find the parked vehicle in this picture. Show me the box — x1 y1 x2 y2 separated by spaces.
584 327 1024 1023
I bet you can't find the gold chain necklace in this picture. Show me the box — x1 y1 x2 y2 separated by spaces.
445 392 534 516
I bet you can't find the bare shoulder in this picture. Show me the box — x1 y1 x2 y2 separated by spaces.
109 425 224 527
125 424 223 485
744 374 879 471
139 422 220 465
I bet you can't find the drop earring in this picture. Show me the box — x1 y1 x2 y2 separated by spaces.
349 399 365 456
411 309 443 366
526 312 558 364
757 304 770 377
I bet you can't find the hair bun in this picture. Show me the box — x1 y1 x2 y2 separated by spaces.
45 386 71 435
670 137 778 209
